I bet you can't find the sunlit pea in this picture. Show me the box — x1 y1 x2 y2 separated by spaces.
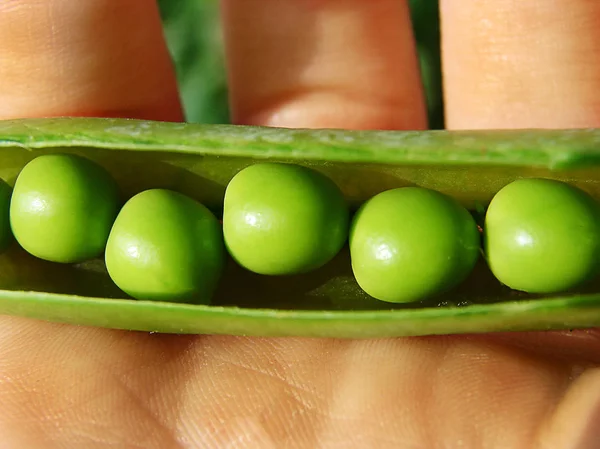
484 178 600 293
105 189 225 303
10 154 120 263
349 187 481 303
223 163 349 275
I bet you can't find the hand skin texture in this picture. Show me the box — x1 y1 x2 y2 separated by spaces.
2 1 600 448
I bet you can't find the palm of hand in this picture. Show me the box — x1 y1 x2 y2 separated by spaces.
2 320 600 447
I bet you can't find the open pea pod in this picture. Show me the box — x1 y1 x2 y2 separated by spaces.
0 117 599 338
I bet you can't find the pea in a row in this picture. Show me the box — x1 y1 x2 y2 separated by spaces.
2 152 600 305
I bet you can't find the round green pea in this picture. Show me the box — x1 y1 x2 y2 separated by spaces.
484 178 600 294
223 163 349 275
105 189 225 303
349 187 481 303
0 179 13 254
10 154 120 263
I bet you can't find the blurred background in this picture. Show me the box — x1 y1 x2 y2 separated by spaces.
157 0 443 129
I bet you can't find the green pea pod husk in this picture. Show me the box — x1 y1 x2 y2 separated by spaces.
0 117 599 338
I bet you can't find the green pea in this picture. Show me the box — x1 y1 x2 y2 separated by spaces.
223 163 349 275
105 189 225 303
0 179 13 254
10 154 120 263
484 178 600 294
349 187 481 303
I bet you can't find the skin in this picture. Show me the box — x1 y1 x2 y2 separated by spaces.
105 189 225 303
485 178 600 294
9 154 120 263
1 0 600 447
350 187 480 303
223 163 348 276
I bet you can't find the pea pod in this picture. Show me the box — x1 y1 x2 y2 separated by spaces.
0 116 599 338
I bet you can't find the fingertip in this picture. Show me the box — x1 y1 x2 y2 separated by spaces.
221 0 427 131
441 0 600 129
0 0 183 121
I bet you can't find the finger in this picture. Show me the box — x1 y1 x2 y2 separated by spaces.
220 0 427 130
535 367 600 448
0 0 183 121
441 0 600 129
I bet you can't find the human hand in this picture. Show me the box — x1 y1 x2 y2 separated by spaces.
1 1 600 448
